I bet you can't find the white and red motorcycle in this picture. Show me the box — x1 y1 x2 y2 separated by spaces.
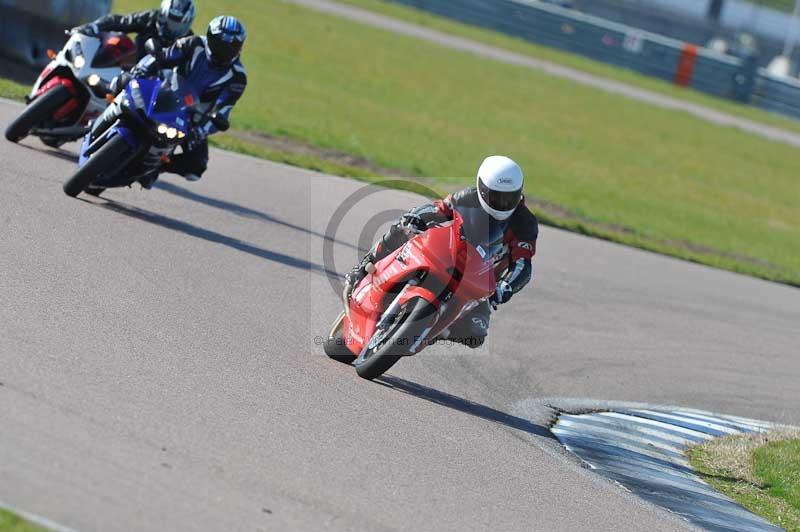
5 31 137 147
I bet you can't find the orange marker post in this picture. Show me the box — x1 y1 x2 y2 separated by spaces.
674 44 698 87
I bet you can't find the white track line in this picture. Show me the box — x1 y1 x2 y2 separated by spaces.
631 410 741 434
0 500 79 532
557 417 685 454
598 412 714 440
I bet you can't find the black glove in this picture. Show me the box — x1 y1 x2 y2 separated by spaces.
186 128 206 151
109 72 133 95
71 23 99 37
401 213 426 231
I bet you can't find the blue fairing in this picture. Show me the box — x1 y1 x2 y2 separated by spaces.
77 73 195 184
129 78 161 115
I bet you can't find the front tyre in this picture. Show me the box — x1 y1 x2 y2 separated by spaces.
354 297 436 380
5 85 73 143
323 312 357 364
63 134 129 197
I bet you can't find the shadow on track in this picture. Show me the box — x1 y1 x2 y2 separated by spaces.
87 198 341 279
376 375 553 439
16 141 78 164
155 180 364 253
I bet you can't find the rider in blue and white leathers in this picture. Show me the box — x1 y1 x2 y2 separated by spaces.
99 15 247 187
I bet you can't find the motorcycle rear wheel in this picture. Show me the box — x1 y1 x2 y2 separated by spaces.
63 134 129 197
5 85 72 143
354 297 436 381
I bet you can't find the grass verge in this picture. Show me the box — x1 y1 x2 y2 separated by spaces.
7 0 800 285
338 0 800 135
0 78 28 101
689 429 800 531
0 508 49 532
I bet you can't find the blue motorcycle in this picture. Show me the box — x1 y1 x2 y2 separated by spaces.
62 71 227 197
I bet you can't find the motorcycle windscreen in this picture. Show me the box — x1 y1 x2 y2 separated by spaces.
455 205 505 261
92 34 137 69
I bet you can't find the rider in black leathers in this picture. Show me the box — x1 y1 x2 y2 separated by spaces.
71 0 196 61
345 157 538 348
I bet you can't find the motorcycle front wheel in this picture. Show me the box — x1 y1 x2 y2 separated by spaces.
63 134 130 197
354 297 436 381
5 85 73 143
324 312 358 364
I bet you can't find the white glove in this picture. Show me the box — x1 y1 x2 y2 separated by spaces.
491 280 513 306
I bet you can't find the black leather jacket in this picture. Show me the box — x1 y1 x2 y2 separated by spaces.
93 10 192 60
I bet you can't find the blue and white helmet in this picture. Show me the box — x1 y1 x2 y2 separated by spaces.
206 15 247 68
158 0 196 39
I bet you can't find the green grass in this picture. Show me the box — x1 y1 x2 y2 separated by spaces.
8 0 799 285
339 0 800 136
0 509 49 532
211 134 378 180
755 439 800 513
689 431 800 531
757 0 797 12
0 78 28 101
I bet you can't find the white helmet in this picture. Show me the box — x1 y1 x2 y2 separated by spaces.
158 0 196 39
476 156 524 221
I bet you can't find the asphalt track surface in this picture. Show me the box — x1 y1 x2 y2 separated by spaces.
293 0 800 149
0 98 799 532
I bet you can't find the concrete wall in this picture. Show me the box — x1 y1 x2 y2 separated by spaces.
0 0 111 68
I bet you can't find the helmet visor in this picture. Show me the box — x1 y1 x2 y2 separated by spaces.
163 17 189 37
207 34 242 65
478 179 522 213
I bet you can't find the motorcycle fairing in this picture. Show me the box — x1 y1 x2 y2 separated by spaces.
343 213 498 356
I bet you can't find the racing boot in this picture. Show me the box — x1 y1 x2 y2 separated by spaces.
138 170 160 190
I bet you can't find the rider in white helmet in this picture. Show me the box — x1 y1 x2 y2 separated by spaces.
72 0 196 61
344 155 538 348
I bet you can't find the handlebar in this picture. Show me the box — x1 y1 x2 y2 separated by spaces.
189 108 229 132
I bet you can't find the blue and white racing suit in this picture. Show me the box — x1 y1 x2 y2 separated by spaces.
133 35 247 182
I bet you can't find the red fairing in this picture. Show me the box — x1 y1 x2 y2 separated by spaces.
341 212 497 356
442 193 537 263
508 238 536 261
34 63 56 89
35 76 78 120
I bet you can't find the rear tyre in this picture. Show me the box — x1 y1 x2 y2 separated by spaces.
323 312 357 364
63 135 129 197
5 85 72 143
85 186 107 197
354 297 436 380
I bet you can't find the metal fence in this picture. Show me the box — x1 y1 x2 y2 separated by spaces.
387 0 800 120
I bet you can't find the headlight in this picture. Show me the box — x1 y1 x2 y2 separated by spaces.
177 131 186 139
166 128 178 139
87 74 101 86
157 124 169 135
74 55 85 69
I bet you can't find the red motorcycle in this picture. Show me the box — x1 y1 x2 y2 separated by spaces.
324 205 503 380
5 31 136 146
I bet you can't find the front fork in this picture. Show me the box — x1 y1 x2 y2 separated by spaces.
357 279 427 360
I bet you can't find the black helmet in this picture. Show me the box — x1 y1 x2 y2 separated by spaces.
206 15 246 68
